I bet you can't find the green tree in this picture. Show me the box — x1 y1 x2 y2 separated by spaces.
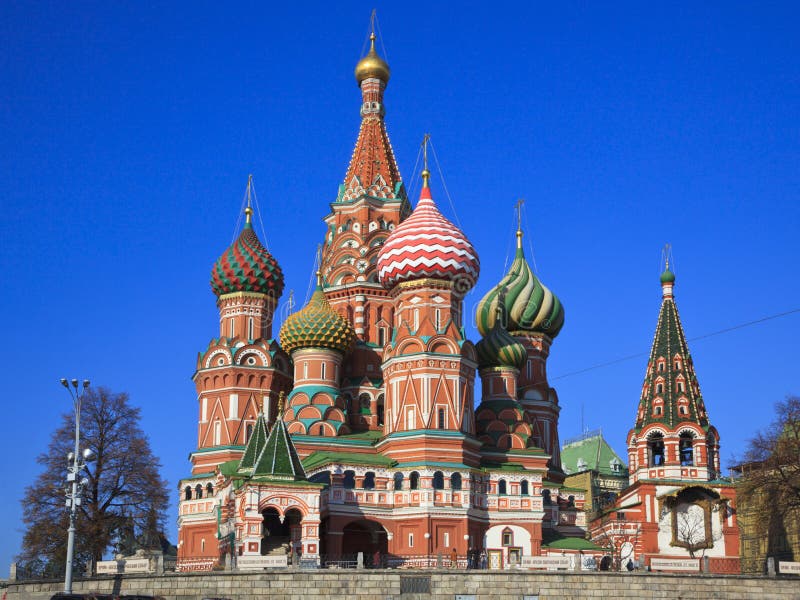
17 387 170 577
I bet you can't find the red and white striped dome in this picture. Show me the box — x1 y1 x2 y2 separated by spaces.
377 179 479 291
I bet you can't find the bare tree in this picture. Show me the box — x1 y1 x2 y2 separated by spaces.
738 396 800 514
17 387 170 577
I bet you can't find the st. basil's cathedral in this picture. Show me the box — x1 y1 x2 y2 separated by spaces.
175 30 739 572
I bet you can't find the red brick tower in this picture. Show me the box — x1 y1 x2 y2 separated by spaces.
319 32 411 433
191 193 292 474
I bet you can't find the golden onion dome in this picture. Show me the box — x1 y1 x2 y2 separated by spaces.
355 33 390 85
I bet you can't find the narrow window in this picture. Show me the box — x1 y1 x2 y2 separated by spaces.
433 471 444 490
378 327 386 347
406 407 416 430
303 362 308 379
438 407 446 429
527 360 532 380
678 382 684 392
656 383 663 394
520 480 529 495
213 420 221 445
363 472 376 489
245 423 254 443
444 532 450 547
451 473 462 491
248 317 254 340
321 362 326 380
318 424 324 436
409 533 414 548
498 479 507 495
435 308 441 330
410 471 419 490
184 486 192 500
394 472 404 490
206 483 214 496
195 484 203 499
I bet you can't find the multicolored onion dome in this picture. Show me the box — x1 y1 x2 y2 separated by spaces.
279 279 355 355
476 305 527 370
377 173 479 291
476 230 564 339
211 210 284 298
355 33 390 84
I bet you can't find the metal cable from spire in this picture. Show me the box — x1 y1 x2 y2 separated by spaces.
428 138 462 228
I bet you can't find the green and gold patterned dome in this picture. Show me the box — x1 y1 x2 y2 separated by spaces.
476 303 527 370
279 277 355 355
476 229 564 339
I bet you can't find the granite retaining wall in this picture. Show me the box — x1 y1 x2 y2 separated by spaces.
5 569 799 600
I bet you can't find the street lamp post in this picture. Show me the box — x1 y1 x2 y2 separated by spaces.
60 378 93 593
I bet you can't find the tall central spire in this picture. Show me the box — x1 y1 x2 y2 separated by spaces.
340 23 403 203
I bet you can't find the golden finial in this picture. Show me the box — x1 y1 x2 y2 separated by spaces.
421 134 431 187
278 391 286 414
315 244 324 287
245 174 254 224
515 199 525 249
354 10 390 84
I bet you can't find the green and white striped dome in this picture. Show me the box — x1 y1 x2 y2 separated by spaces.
476 303 527 370
476 230 564 339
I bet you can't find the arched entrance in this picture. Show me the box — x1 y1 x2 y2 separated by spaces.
341 519 388 566
260 507 303 557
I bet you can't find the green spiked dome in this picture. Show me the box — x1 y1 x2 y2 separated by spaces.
476 230 564 339
476 304 527 370
279 276 355 355
211 208 284 298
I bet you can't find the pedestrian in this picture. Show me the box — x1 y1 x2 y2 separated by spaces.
479 549 487 570
450 548 458 568
626 558 634 572
373 549 381 568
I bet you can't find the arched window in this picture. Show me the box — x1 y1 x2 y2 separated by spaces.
363 472 375 489
184 486 192 500
432 471 444 490
437 407 446 429
393 472 404 490
410 471 419 490
520 480 529 495
359 393 371 412
542 489 552 505
679 432 694 466
451 473 462 491
343 470 356 489
213 420 221 445
656 383 663 394
206 483 214 496
195 484 203 499
245 423 254 443
498 479 507 495
318 424 324 436
377 394 385 427
648 432 665 466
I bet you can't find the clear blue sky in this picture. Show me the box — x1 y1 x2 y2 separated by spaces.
1 1 798 571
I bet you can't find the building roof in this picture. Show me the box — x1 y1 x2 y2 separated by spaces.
211 206 284 298
631 267 711 433
561 430 628 477
475 226 563 339
377 173 479 291
238 407 306 481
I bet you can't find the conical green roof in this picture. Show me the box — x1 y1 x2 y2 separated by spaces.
633 270 710 432
251 415 307 480
238 407 269 471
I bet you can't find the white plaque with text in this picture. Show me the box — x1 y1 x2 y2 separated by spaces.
650 558 699 572
779 561 800 574
520 556 570 570
237 555 288 570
